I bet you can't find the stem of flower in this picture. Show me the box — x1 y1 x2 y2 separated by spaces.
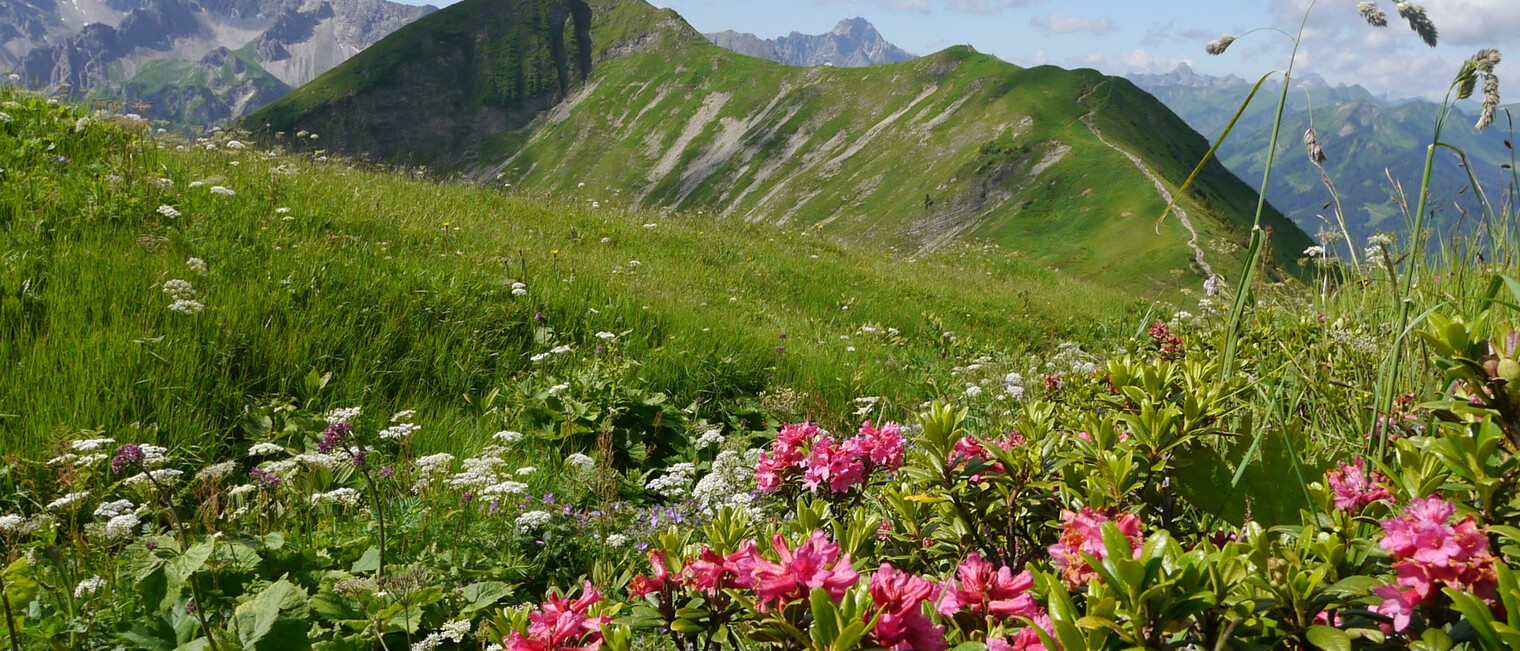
357 464 388 581
145 472 223 651
0 577 19 651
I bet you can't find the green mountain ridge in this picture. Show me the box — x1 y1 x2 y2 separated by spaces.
246 0 1313 293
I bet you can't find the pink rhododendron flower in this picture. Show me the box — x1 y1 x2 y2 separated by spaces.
627 550 672 599
948 436 1008 481
1373 496 1499 631
757 421 905 494
803 436 867 493
867 563 946 651
935 552 1038 620
987 612 1056 651
852 421 906 470
1325 457 1393 512
1047 508 1143 588
749 531 859 610
506 582 609 651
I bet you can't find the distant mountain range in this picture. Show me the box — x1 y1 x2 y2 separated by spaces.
1130 63 1518 252
1 0 433 125
704 17 915 67
244 0 1312 293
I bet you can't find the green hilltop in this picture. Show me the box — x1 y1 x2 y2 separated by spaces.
244 0 1313 294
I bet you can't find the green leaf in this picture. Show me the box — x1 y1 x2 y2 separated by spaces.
2 557 37 607
460 581 514 614
168 540 215 581
233 579 311 650
1306 626 1352 651
350 547 380 574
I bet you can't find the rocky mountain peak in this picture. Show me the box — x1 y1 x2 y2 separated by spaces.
705 17 914 68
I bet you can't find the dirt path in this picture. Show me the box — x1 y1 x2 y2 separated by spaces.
1077 80 1215 280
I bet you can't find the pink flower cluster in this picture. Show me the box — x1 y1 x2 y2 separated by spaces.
948 432 1024 482
1325 457 1394 512
755 422 905 494
867 564 947 651
505 582 609 651
628 530 859 612
1373 497 1498 631
936 552 1050 651
1047 508 1144 588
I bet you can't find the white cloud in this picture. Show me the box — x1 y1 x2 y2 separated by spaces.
1030 12 1115 35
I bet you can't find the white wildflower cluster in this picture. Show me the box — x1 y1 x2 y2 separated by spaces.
853 396 881 417
196 461 237 483
49 452 105 466
74 116 90 132
310 488 362 507
379 422 420 440
100 514 140 541
149 177 174 190
547 383 570 396
412 619 474 650
566 453 596 472
645 462 696 499
391 410 416 422
74 576 107 599
94 500 135 519
156 205 181 219
0 112 11 123
326 407 362 425
186 257 207 275
595 331 616 340
531 345 575 363
294 452 341 469
259 460 299 478
480 480 529 498
188 180 207 188
1002 373 1027 402
141 444 169 467
511 281 528 297
162 279 205 315
413 453 456 492
695 428 725 448
248 442 285 456
47 492 91 510
0 513 40 536
494 430 524 444
691 450 762 515
71 437 115 452
209 186 236 197
1047 342 1098 375
444 454 505 490
514 510 554 532
516 466 537 476
224 140 246 150
228 484 258 498
124 468 184 488
605 534 630 548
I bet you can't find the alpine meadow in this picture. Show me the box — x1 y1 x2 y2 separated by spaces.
0 0 1519 650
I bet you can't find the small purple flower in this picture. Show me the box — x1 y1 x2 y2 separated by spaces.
533 312 547 324
185 602 196 613
111 444 145 474
595 345 606 354
351 449 368 467
775 345 786 354
144 540 159 551
378 466 395 479
249 467 281 487
318 422 351 454
462 491 474 502
779 333 786 340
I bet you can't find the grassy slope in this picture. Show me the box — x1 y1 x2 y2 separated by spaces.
247 0 1310 295
0 90 1136 459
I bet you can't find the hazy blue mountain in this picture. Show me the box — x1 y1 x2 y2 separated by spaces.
1131 63 1516 252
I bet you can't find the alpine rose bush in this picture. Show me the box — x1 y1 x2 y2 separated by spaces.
1373 497 1499 631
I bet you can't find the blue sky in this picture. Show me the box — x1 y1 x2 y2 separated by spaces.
404 0 1516 100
